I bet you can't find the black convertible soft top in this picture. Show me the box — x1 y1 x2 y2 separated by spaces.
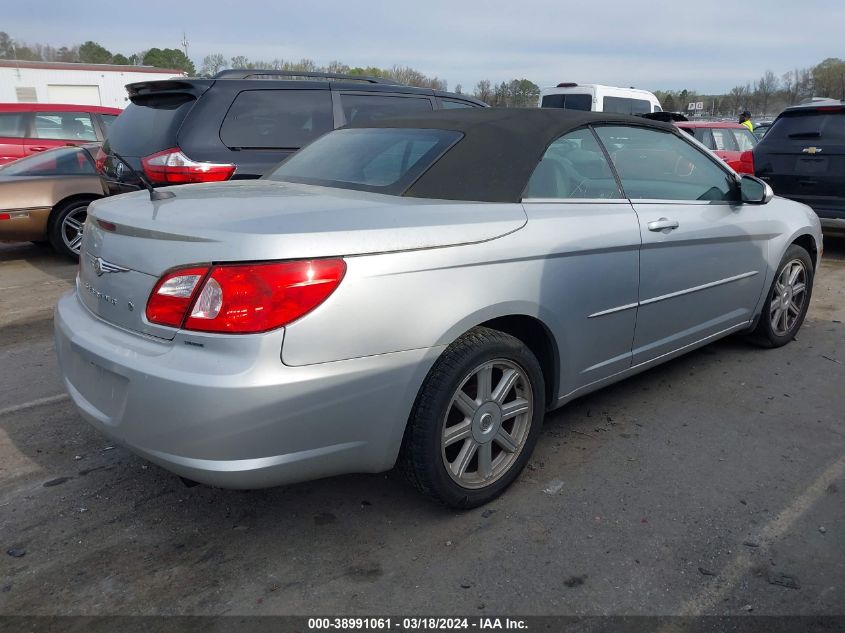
347 107 678 202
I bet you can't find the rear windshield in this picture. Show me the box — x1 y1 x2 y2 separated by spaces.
0 146 96 176
541 93 592 111
266 128 462 195
602 96 651 115
104 97 196 156
220 90 333 149
765 109 845 144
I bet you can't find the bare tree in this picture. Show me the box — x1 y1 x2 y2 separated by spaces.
728 85 748 116
474 80 492 104
201 53 227 77
755 70 779 115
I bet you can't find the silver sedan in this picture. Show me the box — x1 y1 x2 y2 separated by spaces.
55 108 822 507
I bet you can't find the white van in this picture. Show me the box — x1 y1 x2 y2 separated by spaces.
539 83 662 114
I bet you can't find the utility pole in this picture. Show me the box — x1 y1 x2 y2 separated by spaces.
181 32 189 59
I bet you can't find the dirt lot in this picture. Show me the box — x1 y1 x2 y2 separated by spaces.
0 237 843 617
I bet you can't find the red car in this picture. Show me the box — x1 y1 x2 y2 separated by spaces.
0 103 121 166
675 121 757 174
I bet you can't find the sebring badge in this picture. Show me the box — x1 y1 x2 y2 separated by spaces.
89 255 129 277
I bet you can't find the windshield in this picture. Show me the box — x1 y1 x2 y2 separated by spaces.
266 128 463 195
0 146 97 177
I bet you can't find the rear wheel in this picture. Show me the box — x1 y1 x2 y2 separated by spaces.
48 198 92 260
749 244 814 347
399 327 545 508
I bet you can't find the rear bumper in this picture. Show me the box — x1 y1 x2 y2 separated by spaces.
55 290 441 489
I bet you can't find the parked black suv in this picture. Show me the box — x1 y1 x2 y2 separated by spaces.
754 99 845 232
102 70 486 188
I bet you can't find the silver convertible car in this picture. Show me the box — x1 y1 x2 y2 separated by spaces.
55 109 821 507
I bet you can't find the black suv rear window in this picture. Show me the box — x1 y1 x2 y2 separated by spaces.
766 109 845 144
106 97 195 157
220 90 333 149
267 127 462 195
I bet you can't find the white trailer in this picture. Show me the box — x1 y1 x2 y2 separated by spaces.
0 60 186 109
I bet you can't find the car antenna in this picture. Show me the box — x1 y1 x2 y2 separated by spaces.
108 151 176 201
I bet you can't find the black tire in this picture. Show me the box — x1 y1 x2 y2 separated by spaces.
48 198 93 260
748 244 814 348
399 326 545 508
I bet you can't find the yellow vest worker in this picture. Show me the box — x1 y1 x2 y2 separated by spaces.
739 111 754 132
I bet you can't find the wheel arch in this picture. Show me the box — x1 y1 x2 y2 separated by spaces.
48 193 102 224
790 233 819 270
476 314 560 408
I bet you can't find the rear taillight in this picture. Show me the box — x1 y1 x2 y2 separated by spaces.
145 259 346 334
94 147 107 173
146 267 210 328
141 147 235 185
736 150 755 175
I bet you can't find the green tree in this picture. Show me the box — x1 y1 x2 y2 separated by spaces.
143 48 195 74
508 79 540 107
229 55 250 69
78 40 113 64
812 57 845 100
111 53 129 65
56 46 79 62
0 32 12 58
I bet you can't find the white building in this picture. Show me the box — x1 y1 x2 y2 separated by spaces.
0 60 186 109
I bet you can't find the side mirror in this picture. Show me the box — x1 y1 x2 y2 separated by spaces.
740 174 773 204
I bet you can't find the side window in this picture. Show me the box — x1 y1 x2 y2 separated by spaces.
524 128 621 199
33 112 97 141
711 128 738 151
440 99 475 109
731 128 757 151
0 113 26 138
220 90 333 149
692 128 714 149
341 94 433 125
602 97 651 115
594 125 737 202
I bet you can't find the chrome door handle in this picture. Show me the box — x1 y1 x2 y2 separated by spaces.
647 218 679 232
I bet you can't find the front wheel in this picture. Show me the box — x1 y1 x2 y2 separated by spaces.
749 244 814 347
399 327 545 508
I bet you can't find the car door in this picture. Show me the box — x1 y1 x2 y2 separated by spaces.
521 127 641 392
594 125 768 365
26 111 99 155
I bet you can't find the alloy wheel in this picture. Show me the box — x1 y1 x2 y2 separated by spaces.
61 205 88 254
441 359 534 489
769 258 807 336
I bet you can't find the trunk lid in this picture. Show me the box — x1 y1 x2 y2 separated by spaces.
80 180 526 338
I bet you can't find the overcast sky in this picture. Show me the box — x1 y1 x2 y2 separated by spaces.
5 0 844 93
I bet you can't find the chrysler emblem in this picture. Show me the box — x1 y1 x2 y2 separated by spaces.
802 147 822 155
89 255 129 276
